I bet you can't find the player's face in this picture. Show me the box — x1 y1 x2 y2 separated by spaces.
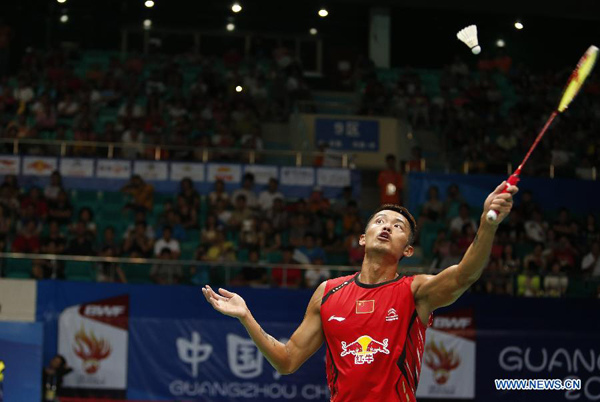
360 210 413 260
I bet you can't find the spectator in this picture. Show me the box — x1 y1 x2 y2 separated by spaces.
443 184 465 220
150 248 183 285
271 246 303 288
203 229 236 262
66 221 96 256
342 200 361 232
294 233 326 264
99 226 121 256
0 204 12 250
42 355 72 401
47 189 73 225
208 179 230 209
239 217 259 249
320 218 343 253
420 186 444 224
154 226 181 258
69 207 97 241
38 240 65 279
258 178 284 211
265 197 289 233
12 220 40 253
122 175 154 212
523 243 548 272
124 210 155 240
439 242 462 269
582 242 600 277
44 171 64 201
229 194 254 230
456 223 476 254
517 267 542 297
200 214 220 246
524 209 548 244
377 154 403 205
20 187 48 220
42 220 66 253
449 203 477 236
123 222 153 258
179 178 200 210
96 246 127 283
0 183 20 217
232 173 258 210
304 257 331 288
544 262 568 297
176 195 198 230
233 248 268 287
430 230 451 271
289 213 309 248
345 221 365 266
554 236 578 271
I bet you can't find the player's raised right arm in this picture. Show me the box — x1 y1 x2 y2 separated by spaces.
202 282 325 375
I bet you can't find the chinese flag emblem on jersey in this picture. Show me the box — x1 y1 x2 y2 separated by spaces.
356 300 375 314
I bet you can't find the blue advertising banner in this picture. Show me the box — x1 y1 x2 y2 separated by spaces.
0 321 43 401
408 172 600 216
36 282 600 401
128 319 327 401
36 281 324 401
315 118 380 151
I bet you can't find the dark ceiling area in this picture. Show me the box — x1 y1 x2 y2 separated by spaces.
1 0 599 70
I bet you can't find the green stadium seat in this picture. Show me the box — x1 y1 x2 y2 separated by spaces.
4 258 32 279
266 251 283 263
65 261 94 282
125 263 153 284
180 242 197 260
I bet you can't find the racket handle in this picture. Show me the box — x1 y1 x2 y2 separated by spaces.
486 174 520 223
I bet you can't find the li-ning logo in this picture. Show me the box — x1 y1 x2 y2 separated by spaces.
386 308 398 322
176 332 213 378
341 335 390 364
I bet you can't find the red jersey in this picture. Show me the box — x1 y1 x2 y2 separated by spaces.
321 273 431 402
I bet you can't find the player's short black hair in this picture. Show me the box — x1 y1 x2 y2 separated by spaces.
366 204 417 245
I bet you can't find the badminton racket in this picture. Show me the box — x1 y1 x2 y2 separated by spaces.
486 45 598 223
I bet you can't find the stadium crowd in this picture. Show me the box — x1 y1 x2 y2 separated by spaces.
0 46 311 160
0 169 598 297
357 52 600 177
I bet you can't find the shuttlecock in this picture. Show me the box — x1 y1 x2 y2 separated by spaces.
457 25 481 55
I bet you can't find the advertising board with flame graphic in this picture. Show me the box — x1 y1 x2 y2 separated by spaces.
58 295 129 392
73 325 112 374
416 309 475 399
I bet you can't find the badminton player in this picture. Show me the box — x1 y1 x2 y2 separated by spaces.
203 181 518 401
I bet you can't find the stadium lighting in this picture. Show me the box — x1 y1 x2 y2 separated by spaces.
496 39 506 48
60 14 69 23
57 0 67 3
309 28 318 35
143 19 152 29
318 8 328 17
514 21 524 30
231 3 242 13
226 23 235 31
235 85 243 92
145 0 155 8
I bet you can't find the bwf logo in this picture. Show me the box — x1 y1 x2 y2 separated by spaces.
176 332 212 378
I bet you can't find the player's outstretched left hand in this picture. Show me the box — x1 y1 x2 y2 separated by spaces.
482 181 519 225
202 285 250 320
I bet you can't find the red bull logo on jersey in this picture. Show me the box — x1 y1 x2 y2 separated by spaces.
340 335 390 364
